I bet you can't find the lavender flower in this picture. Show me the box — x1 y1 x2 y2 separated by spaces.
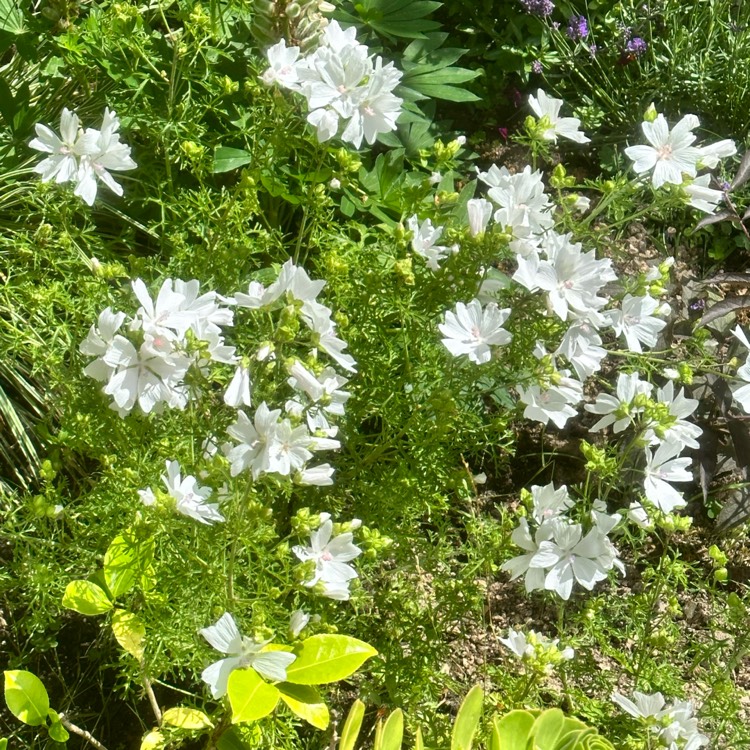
589 43 598 57
566 14 589 41
520 0 555 17
625 36 648 56
532 60 543 74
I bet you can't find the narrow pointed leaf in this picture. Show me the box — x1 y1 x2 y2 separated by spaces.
377 709 403 750
730 150 750 190
695 209 735 230
213 147 252 173
701 296 750 327
451 685 483 750
339 699 365 750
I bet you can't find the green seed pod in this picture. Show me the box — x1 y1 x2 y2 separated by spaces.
285 1 302 18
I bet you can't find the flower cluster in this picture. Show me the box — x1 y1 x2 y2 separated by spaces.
30 107 136 205
82 261 354 485
80 279 234 416
612 691 709 750
406 215 457 271
585 371 699 519
499 627 574 673
262 21 403 148
502 483 624 600
292 513 362 600
566 14 589 41
519 0 554 17
624 106 736 212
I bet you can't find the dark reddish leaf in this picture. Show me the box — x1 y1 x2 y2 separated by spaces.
730 150 750 190
695 209 735 230
702 272 750 286
700 296 750 327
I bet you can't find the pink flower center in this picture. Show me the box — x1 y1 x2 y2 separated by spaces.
656 143 673 160
321 550 333 562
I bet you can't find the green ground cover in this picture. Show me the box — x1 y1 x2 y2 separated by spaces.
2 0 750 747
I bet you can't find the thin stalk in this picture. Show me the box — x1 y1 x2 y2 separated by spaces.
58 715 109 750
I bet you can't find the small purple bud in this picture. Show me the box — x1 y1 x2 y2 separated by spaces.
532 60 543 74
566 14 589 41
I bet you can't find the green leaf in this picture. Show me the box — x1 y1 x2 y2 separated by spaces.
217 727 251 750
339 699 365 750
213 146 252 173
414 725 424 750
104 531 154 599
285 634 377 685
0 738 7 749
490 711 535 750
451 685 483 750
62 580 113 615
162 706 214 729
4 671 50 726
375 709 403 750
529 709 564 749
227 669 280 723
111 609 146 660
0 0 26 35
47 715 70 742
278 683 329 729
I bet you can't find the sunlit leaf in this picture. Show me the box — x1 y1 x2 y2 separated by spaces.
3 670 49 726
285 634 377 685
62 580 113 615
227 669 280 723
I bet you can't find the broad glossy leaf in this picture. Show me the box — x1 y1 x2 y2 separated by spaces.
4 670 49 726
451 685 483 750
285 634 377 684
111 609 146 660
48 716 70 742
339 699 365 750
213 147 252 173
278 683 329 729
62 580 113 615
162 706 214 729
228 669 280 723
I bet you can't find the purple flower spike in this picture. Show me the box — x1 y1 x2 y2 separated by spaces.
519 0 555 17
625 37 648 56
566 14 589 41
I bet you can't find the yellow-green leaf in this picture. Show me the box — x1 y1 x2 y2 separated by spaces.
285 634 377 685
451 685 483 750
111 610 146 660
3 671 49 726
339 699 365 750
140 730 165 750
62 580 113 615
415 725 424 750
375 709 403 750
104 531 154 599
227 669 280 723
278 683 329 730
162 706 214 729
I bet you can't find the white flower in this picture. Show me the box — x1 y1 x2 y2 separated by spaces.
439 299 512 364
500 628 574 662
697 138 736 169
684 174 724 214
624 113 701 188
262 39 303 89
530 482 574 523
130 278 190 342
148 459 224 525
555 320 607 380
528 90 590 144
585 371 653 432
224 364 252 408
500 518 554 593
292 514 362 600
296 463 335 486
289 610 310 638
612 690 667 719
605 293 669 353
517 375 583 429
287 361 349 415
30 108 98 184
467 198 493 236
406 215 452 271
530 519 613 600
732 358 750 413
499 628 532 659
479 165 553 239
645 381 701 450
305 305 357 373
75 108 137 205
643 441 692 513
200 613 296 699
513 232 615 321
226 402 283 478
79 307 127 382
